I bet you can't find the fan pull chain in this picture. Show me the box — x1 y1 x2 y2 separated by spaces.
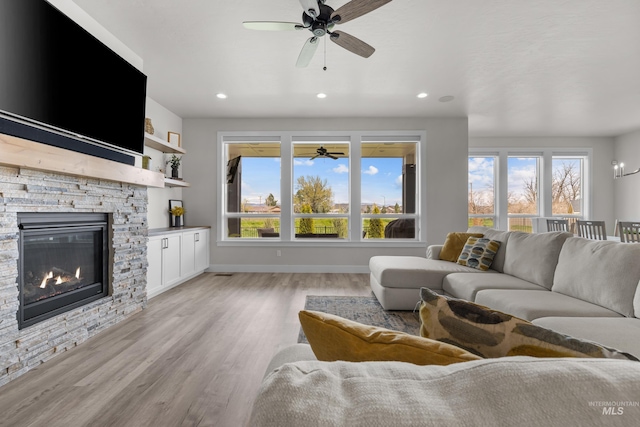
323 34 327 71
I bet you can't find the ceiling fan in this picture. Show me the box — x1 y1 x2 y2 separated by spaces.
311 146 345 160
243 0 393 68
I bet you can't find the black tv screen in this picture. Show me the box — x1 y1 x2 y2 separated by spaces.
0 0 147 163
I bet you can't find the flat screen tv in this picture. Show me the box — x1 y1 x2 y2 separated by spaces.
0 0 147 165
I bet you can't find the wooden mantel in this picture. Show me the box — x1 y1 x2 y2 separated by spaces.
0 132 165 188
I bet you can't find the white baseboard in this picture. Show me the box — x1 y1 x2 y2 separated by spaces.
207 264 370 274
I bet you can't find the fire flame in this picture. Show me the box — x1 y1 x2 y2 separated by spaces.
38 267 81 288
40 271 53 288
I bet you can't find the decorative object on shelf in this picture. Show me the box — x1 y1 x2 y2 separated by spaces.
169 200 185 227
612 160 640 179
144 118 154 135
168 131 181 147
142 155 152 170
166 154 182 179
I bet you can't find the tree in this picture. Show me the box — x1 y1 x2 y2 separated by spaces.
332 217 347 238
368 204 384 238
552 162 581 213
265 193 278 207
299 203 314 234
294 176 333 213
394 202 400 213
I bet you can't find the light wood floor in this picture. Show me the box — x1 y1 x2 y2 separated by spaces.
0 272 370 427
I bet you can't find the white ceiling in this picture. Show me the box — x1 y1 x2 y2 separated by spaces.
72 0 640 137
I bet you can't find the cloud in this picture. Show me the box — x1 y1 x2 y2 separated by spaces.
294 159 314 166
395 175 403 187
363 165 379 175
333 164 349 174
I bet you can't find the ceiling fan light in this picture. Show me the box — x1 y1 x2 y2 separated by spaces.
317 93 327 99
216 93 228 99
417 92 428 99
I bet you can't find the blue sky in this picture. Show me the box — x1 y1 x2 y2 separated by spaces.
239 156 403 207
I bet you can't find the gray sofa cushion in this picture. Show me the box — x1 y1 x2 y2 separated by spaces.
443 272 546 301
552 237 640 318
369 256 483 289
474 289 623 321
532 317 640 359
503 231 572 289
481 229 512 273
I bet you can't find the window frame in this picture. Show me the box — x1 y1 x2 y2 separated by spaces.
218 131 427 247
469 148 592 231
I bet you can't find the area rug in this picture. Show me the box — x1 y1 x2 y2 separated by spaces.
297 295 421 344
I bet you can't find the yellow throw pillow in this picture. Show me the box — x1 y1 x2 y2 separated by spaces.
418 288 638 361
299 310 483 366
439 232 484 262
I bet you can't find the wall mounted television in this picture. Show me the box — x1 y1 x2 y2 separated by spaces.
0 0 147 165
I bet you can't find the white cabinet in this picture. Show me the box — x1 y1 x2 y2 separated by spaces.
182 229 210 277
147 227 210 299
147 233 183 299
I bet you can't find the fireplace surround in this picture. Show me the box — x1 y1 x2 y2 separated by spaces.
0 163 149 387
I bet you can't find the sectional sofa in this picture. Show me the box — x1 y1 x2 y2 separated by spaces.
250 228 640 426
369 227 640 357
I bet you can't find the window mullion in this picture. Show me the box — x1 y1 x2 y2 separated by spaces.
281 134 292 241
350 134 361 241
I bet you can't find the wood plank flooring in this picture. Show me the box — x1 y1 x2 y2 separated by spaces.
0 272 370 427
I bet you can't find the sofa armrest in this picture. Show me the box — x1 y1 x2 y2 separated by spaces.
426 245 443 259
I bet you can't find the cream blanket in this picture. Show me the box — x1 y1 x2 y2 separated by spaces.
250 356 640 427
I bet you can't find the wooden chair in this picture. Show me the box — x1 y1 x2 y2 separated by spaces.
618 221 640 243
576 220 607 240
546 219 569 232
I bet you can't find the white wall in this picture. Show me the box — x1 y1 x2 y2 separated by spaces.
470 136 616 228
614 130 640 222
183 117 469 272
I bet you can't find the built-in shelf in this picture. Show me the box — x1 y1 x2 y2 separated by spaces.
144 133 186 154
164 178 191 188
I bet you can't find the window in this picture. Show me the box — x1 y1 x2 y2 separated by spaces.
223 141 281 239
469 149 590 232
219 132 425 244
468 156 496 228
361 142 417 239
508 156 540 232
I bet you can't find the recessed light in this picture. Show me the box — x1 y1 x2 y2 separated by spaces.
216 93 227 99
439 95 455 102
317 93 327 99
417 92 428 99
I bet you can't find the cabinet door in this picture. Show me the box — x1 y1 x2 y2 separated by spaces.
163 234 182 287
194 230 210 272
147 236 164 297
181 231 196 278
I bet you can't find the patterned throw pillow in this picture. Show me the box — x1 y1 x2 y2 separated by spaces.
439 232 484 262
418 288 638 361
457 237 501 271
299 310 483 365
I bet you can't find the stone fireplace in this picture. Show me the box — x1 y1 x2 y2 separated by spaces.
0 164 149 387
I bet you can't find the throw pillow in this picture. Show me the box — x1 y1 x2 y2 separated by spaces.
456 237 501 271
299 310 483 366
418 288 638 361
439 232 484 262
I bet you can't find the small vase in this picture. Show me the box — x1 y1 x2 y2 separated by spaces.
174 216 182 227
145 118 154 135
171 166 179 179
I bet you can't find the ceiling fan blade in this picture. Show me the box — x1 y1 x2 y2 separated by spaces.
299 0 320 18
243 21 304 31
310 154 320 160
330 30 375 58
327 152 345 155
296 37 320 68
331 0 392 24
326 154 338 160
